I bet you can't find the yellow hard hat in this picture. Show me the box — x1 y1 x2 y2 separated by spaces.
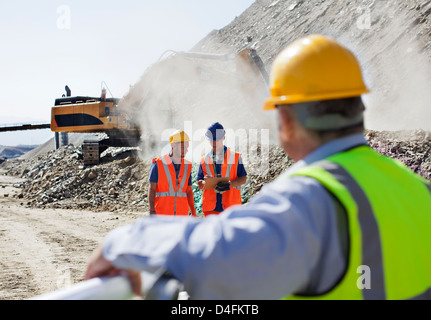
263 34 370 110
169 130 190 144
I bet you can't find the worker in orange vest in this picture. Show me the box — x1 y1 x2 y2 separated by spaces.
197 122 247 217
148 130 196 216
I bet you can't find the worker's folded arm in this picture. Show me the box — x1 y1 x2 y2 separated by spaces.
230 175 247 188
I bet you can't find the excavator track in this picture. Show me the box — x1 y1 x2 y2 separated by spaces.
82 141 100 165
81 128 141 166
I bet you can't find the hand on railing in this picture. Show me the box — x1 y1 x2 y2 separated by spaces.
30 244 187 300
30 268 187 300
84 245 142 296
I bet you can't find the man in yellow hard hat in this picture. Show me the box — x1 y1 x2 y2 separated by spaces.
147 130 196 216
85 35 431 300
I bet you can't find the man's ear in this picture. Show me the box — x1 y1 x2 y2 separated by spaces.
278 108 295 140
171 143 178 152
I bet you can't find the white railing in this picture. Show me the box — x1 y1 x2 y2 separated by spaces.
30 269 189 300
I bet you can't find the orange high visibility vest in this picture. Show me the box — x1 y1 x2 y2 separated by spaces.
154 154 192 216
200 147 242 213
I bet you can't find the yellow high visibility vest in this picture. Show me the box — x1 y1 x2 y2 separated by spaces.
284 145 431 300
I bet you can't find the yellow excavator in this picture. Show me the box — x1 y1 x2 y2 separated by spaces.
50 85 141 165
50 47 268 166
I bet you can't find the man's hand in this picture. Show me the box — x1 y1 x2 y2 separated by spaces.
215 181 231 194
198 175 211 190
84 245 142 296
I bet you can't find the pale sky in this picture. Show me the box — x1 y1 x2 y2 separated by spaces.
0 0 256 146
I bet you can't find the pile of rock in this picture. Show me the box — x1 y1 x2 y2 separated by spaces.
366 129 431 181
1 145 152 213
241 144 294 203
241 129 431 204
1 129 431 213
1 141 292 213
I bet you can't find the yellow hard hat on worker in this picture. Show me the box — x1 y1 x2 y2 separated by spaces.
263 34 370 110
169 130 190 144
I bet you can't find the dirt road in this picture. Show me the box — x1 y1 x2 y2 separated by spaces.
0 170 143 300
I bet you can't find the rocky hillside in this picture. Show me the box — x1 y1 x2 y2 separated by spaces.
193 0 431 132
119 0 431 158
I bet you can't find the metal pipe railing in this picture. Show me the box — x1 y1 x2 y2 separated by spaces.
0 123 50 132
30 269 189 300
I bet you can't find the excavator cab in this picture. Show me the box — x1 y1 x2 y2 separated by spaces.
51 96 122 132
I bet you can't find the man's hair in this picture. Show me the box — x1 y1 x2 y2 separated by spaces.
308 97 365 118
280 96 366 143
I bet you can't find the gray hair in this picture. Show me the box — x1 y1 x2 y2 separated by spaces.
278 97 366 142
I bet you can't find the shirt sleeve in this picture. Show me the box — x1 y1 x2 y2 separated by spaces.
236 155 247 177
148 162 158 183
196 163 204 181
103 175 347 300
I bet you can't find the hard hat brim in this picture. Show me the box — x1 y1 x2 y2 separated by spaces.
263 88 370 110
169 130 190 144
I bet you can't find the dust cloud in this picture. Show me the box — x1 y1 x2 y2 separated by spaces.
363 38 431 132
358 6 431 132
118 44 277 165
117 1 431 165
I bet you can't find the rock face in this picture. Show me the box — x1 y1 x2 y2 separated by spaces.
192 0 431 133
119 0 431 169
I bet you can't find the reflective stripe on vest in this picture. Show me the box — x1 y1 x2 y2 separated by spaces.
155 154 191 215
155 192 188 198
284 145 431 300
